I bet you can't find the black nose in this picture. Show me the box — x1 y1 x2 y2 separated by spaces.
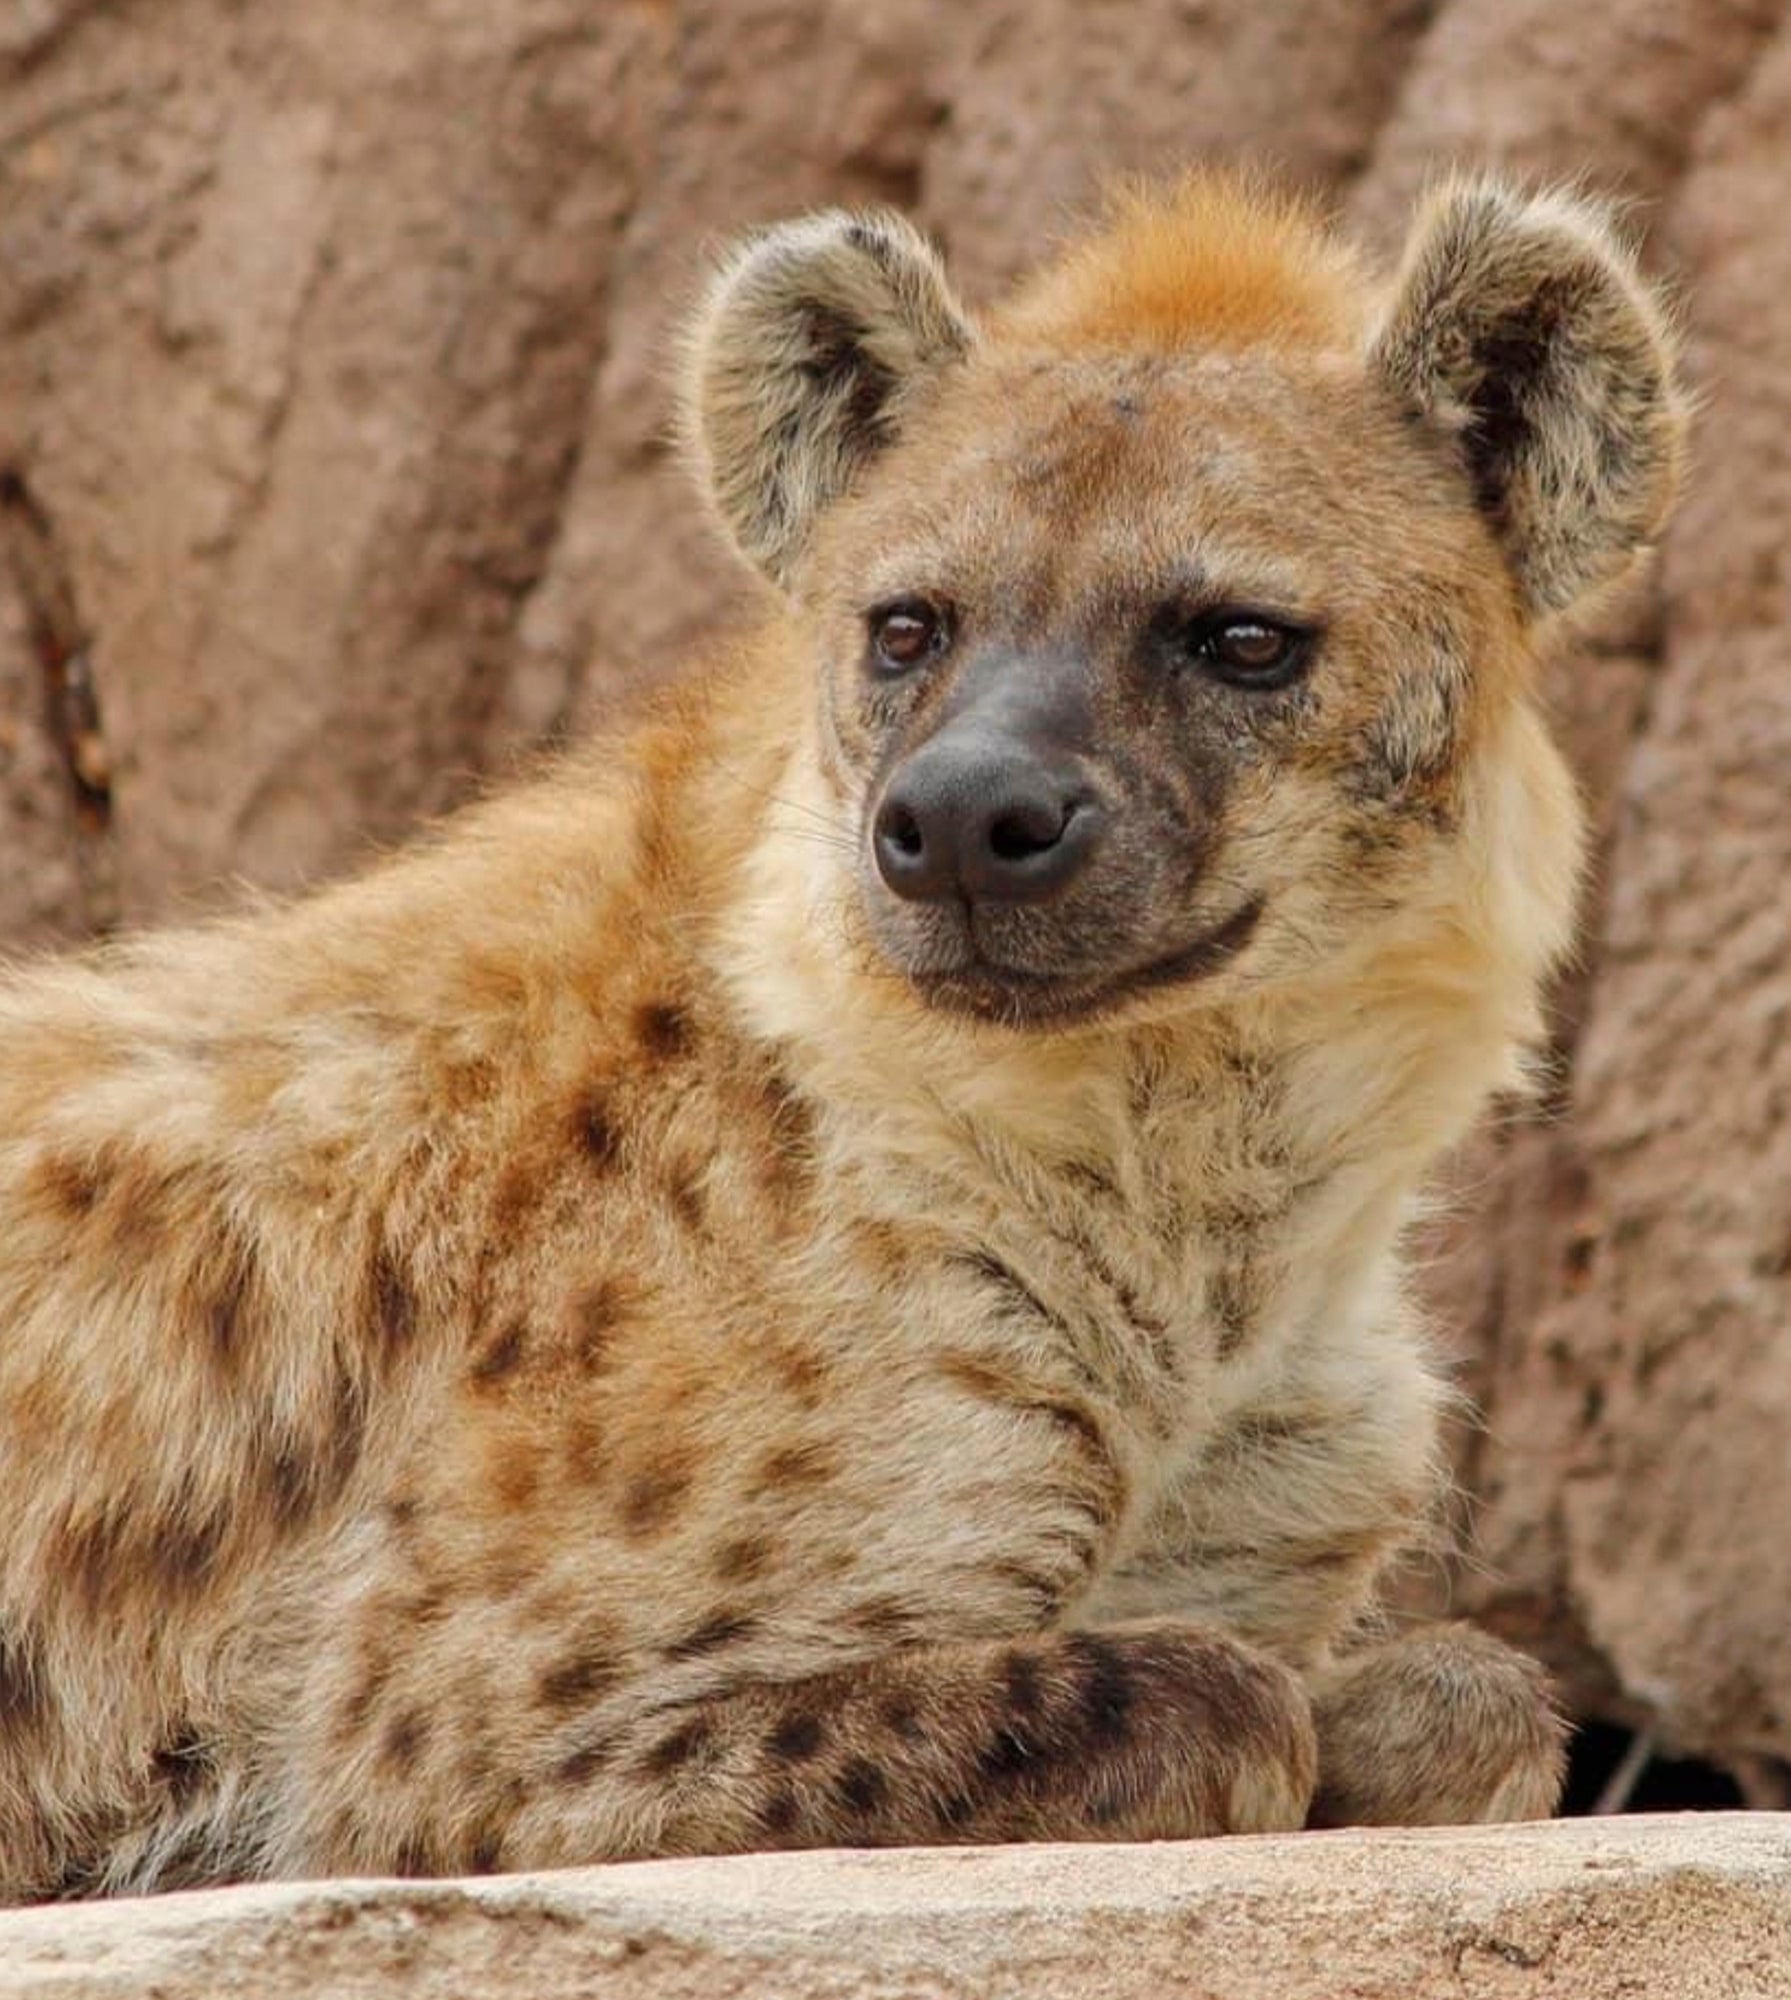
873 739 1101 905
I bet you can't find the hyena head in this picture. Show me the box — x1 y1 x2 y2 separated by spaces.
683 174 1684 1028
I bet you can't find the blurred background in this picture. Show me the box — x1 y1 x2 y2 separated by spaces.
1 0 1787 1814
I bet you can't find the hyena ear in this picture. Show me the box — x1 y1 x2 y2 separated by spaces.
1370 177 1686 619
680 211 976 586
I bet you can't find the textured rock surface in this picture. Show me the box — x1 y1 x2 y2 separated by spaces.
3 0 1789 1787
4 1817 1791 2000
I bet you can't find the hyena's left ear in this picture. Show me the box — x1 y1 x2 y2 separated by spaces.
680 211 976 588
1371 177 1687 619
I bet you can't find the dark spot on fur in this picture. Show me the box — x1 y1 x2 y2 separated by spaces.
931 1344 1031 1408
666 1162 708 1236
260 1379 365 1536
470 1320 527 1387
1069 1635 1134 1745
399 1584 450 1628
266 1448 316 1533
144 1508 227 1596
567 1282 625 1372
49 1850 108 1899
641 1716 713 1776
750 1071 816 1208
1065 1156 1123 1204
634 1000 695 1062
0 1624 43 1727
768 1711 826 1764
846 1595 916 1641
557 1409 605 1488
957 1251 1063 1332
1002 1648 1044 1719
620 1454 694 1539
89 1152 175 1260
1208 1267 1254 1361
539 1647 619 1711
712 1535 772 1584
201 1226 258 1374
59 1510 121 1609
34 1152 101 1220
881 1693 923 1743
486 1156 544 1241
381 1709 428 1774
762 1789 800 1835
752 1440 838 1496
491 1436 543 1512
556 1736 614 1785
151 1731 214 1807
766 1342 829 1409
386 1494 422 1537
465 1827 505 1874
335 1646 393 1746
1037 1397 1116 1469
757 1069 811 1139
836 1756 887 1816
940 1789 976 1828
572 1090 620 1170
326 1369 369 1477
978 1721 1035 1785
665 1610 756 1662
370 1244 416 1358
391 1837 432 1878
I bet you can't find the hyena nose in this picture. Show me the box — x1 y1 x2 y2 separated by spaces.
873 742 1101 905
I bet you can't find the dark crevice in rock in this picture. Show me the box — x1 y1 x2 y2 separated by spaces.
0 468 119 932
0 0 108 78
1563 1717 1752 1816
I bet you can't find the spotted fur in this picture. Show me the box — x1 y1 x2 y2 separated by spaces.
0 170 1681 1898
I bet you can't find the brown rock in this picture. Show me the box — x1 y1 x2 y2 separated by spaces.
3 1819 1789 2000
0 568 88 948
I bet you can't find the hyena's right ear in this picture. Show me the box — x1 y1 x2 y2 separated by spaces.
1370 177 1686 620
680 212 976 587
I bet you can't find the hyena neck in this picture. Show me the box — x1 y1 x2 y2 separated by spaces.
709 716 1575 1286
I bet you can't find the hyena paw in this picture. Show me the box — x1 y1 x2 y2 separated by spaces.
1307 1622 1566 1827
1058 1622 1317 1839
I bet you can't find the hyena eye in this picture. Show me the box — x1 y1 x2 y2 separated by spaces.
1182 611 1314 690
869 599 950 673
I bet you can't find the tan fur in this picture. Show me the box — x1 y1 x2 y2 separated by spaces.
0 171 1682 1899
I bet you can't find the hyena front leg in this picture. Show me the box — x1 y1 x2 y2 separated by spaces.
292 1622 1315 1875
501 1621 1316 1867
1307 1623 1566 1827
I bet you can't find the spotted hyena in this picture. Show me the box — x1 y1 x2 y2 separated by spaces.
0 171 1683 1898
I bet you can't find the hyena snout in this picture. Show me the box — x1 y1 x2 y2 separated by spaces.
872 696 1103 908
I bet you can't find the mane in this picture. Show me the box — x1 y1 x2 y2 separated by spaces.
994 171 1371 356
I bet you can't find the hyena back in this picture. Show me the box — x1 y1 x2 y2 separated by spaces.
0 171 1682 1897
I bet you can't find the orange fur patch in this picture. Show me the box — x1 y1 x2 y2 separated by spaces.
996 173 1369 356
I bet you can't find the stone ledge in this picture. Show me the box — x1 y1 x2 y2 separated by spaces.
4 1814 1789 2000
